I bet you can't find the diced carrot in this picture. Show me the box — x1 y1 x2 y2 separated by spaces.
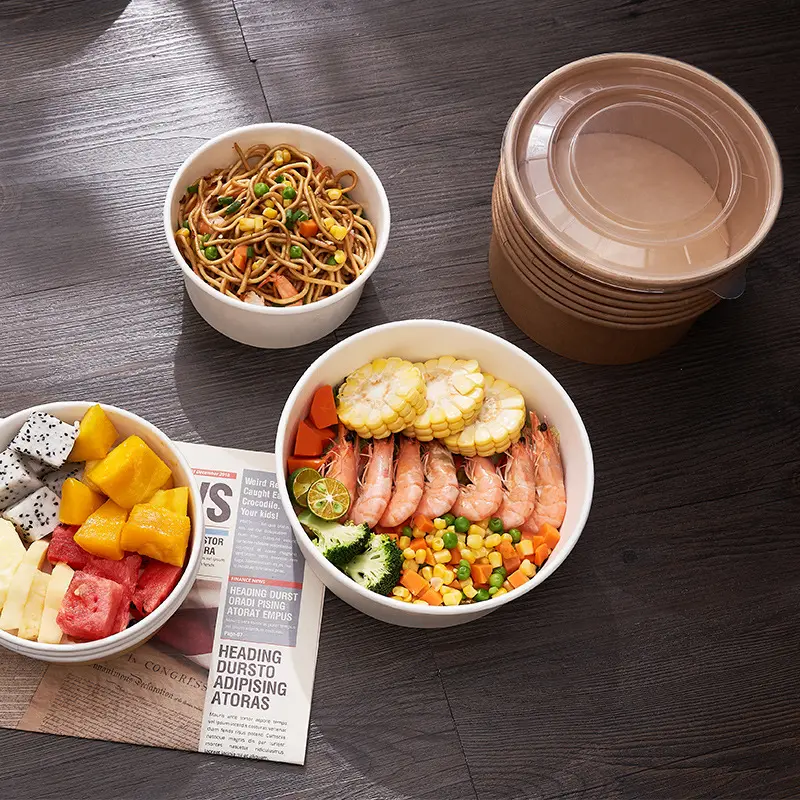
232 244 248 269
507 569 529 589
297 219 319 238
515 540 535 558
287 456 324 473
413 515 435 533
306 419 336 443
294 419 327 456
385 533 399 541
425 549 436 566
532 535 546 549
375 524 401 536
196 218 213 235
534 543 551 567
309 385 338 430
449 548 461 565
503 555 521 574
471 563 493 586
409 538 429 551
540 523 561 550
400 571 429 597
420 588 443 606
497 540 517 561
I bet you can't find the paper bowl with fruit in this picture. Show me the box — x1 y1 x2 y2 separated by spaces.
0 402 203 663
276 320 594 629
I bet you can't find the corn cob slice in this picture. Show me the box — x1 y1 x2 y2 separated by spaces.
443 374 526 457
337 357 426 439
405 356 485 441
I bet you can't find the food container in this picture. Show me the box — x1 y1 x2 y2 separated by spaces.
164 123 390 349
490 53 782 363
276 320 594 629
0 402 204 664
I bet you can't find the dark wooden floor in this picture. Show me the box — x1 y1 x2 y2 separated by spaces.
1 1 799 798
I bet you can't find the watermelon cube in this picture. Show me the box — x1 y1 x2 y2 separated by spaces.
133 561 182 615
56 572 124 641
47 523 90 570
111 588 132 634
84 552 142 593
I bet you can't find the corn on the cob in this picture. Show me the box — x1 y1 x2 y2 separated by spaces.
443 373 525 457
405 356 485 441
336 357 426 438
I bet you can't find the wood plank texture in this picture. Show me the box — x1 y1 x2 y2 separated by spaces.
1 0 799 797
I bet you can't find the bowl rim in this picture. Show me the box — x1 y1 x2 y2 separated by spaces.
163 122 391 317
276 319 594 617
0 401 204 654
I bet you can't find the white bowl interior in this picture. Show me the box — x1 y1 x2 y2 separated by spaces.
276 320 594 626
0 402 204 661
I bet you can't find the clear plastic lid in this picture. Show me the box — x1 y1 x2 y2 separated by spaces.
503 54 782 289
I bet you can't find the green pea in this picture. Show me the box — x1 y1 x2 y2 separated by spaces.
509 528 522 544
224 200 242 216
246 246 254 259
204 245 219 259
282 186 297 200
443 513 456 527
274 174 284 183
474 588 490 602
459 559 471 569
442 531 458 549
186 183 199 194
488 518 504 533
182 221 190 230
254 183 269 197
456 564 471 581
327 256 337 266
454 516 470 534
488 586 499 596
489 572 504 588
289 245 303 259
217 196 234 206
402 525 413 538
494 566 507 579
293 210 309 223
200 233 210 243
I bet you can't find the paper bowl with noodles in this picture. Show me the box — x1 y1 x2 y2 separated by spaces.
164 123 390 349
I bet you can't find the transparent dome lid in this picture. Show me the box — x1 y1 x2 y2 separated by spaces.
503 54 781 289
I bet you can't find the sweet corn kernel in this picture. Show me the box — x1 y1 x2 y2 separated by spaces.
330 224 347 240
264 207 278 219
414 549 427 564
502 579 513 591
434 549 451 564
425 534 434 544
460 576 473 588
326 188 342 201
398 535 411 550
501 532 513 543
520 559 536 578
412 527 426 539
457 533 466 545
402 559 418 572
468 525 485 538
402 547 416 561
430 576 444 591
282 149 291 162
433 564 448 579
252 215 264 232
322 216 336 230
264 199 275 209
403 595 413 602
238 217 255 232
273 152 284 165
443 591 462 606
488 551 503 568
390 595 405 602
466 533 483 550
494 588 508 597
420 566 434 581
474 546 489 559
283 198 292 207
485 533 502 548
442 569 455 585
476 556 489 565
392 586 411 599
412 599 428 605
517 539 535 557
175 227 189 238
460 549 475 564
433 518 447 530
333 249 346 265
431 537 445 552
462 585 478 599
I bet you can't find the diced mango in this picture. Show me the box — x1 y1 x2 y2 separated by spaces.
18 571 50 640
161 474 175 490
120 504 190 567
149 487 189 516
86 436 172 509
68 404 119 462
59 478 105 525
37 562 74 644
81 460 103 493
74 499 128 561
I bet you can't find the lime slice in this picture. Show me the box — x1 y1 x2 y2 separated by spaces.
290 468 323 508
306 478 351 520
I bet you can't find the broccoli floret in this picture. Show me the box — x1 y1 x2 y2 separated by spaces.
343 534 403 596
297 509 371 567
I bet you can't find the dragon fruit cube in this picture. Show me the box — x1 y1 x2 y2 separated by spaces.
10 411 79 469
0 449 44 511
42 463 83 495
18 453 49 478
2 486 61 544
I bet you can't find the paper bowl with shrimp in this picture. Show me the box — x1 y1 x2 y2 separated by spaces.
164 123 390 349
276 320 593 628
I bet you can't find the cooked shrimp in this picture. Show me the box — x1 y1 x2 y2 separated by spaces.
496 438 536 529
350 435 394 528
529 411 566 530
324 424 358 506
415 441 459 519
379 437 424 527
269 274 301 306
450 456 503 522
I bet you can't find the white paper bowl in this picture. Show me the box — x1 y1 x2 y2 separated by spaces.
276 320 594 628
0 402 204 663
164 123 390 349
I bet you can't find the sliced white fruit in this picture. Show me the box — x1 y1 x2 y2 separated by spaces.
0 539 48 631
0 519 26 610
37 562 74 645
17 570 50 640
